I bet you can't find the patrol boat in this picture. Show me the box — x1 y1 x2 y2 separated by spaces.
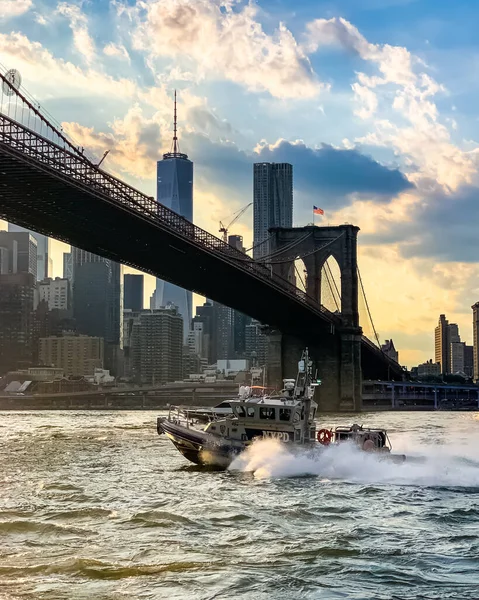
157 349 320 467
157 349 406 467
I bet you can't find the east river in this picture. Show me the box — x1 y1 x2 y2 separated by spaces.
1 410 479 599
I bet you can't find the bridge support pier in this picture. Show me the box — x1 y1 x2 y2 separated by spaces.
266 330 362 412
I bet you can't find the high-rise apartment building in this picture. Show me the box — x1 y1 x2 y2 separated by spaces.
0 272 35 374
130 307 183 384
193 301 214 364
72 249 121 373
124 274 144 311
464 344 474 378
0 231 38 280
253 162 293 259
450 341 465 374
39 334 103 377
245 320 268 367
435 314 462 376
473 303 479 382
154 93 193 340
213 302 233 361
8 224 51 280
38 277 70 311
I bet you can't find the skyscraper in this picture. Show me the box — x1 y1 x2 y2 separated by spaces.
154 92 193 340
473 303 479 382
253 162 293 259
8 224 51 280
72 248 121 373
0 272 35 373
130 307 183 384
124 274 144 311
0 231 38 280
434 314 461 376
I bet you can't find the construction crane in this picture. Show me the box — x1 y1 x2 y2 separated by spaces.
219 202 253 243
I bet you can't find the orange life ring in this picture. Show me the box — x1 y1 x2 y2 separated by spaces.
317 428 332 445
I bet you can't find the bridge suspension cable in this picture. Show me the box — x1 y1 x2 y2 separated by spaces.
357 266 381 348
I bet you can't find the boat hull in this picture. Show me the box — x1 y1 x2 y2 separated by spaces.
157 418 244 467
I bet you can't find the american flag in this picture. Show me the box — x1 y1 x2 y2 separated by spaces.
313 206 324 215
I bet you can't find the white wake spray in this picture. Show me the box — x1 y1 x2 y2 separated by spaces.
228 437 479 487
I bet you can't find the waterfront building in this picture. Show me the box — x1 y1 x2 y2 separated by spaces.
38 277 70 311
72 249 121 374
39 334 103 377
435 314 461 376
7 223 50 280
0 231 38 280
464 344 474 378
0 273 35 374
130 306 183 384
415 360 441 378
253 162 293 259
154 92 193 340
124 274 144 311
381 339 399 363
450 341 465 374
473 302 479 382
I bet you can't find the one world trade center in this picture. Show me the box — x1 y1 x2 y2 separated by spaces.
154 91 193 339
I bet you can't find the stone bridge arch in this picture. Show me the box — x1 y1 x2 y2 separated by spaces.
268 224 360 328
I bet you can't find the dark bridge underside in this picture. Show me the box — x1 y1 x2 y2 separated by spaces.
0 140 403 380
0 142 333 339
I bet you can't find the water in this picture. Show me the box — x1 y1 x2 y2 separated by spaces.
1 411 479 600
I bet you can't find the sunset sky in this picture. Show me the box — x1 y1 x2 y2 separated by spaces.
1 0 479 367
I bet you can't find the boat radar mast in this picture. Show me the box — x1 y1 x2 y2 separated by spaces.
163 90 189 160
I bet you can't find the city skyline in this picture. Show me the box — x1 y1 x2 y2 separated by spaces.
2 0 479 366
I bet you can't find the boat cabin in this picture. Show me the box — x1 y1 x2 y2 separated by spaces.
203 396 318 445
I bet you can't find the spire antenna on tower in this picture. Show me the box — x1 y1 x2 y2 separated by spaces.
163 89 188 160
173 89 178 154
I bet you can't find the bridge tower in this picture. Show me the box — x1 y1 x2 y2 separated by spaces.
266 224 362 412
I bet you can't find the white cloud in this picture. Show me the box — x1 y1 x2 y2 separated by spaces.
351 83 377 119
57 2 95 64
103 42 130 62
0 32 137 100
125 0 322 99
0 0 32 19
304 16 477 189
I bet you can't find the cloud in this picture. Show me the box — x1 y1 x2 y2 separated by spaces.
361 184 479 263
0 0 32 19
126 0 322 99
57 2 95 64
62 106 163 180
103 42 130 63
304 17 477 190
255 139 413 204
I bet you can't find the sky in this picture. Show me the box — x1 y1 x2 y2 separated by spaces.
1 0 479 368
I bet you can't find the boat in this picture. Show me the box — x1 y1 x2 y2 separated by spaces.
157 349 405 468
